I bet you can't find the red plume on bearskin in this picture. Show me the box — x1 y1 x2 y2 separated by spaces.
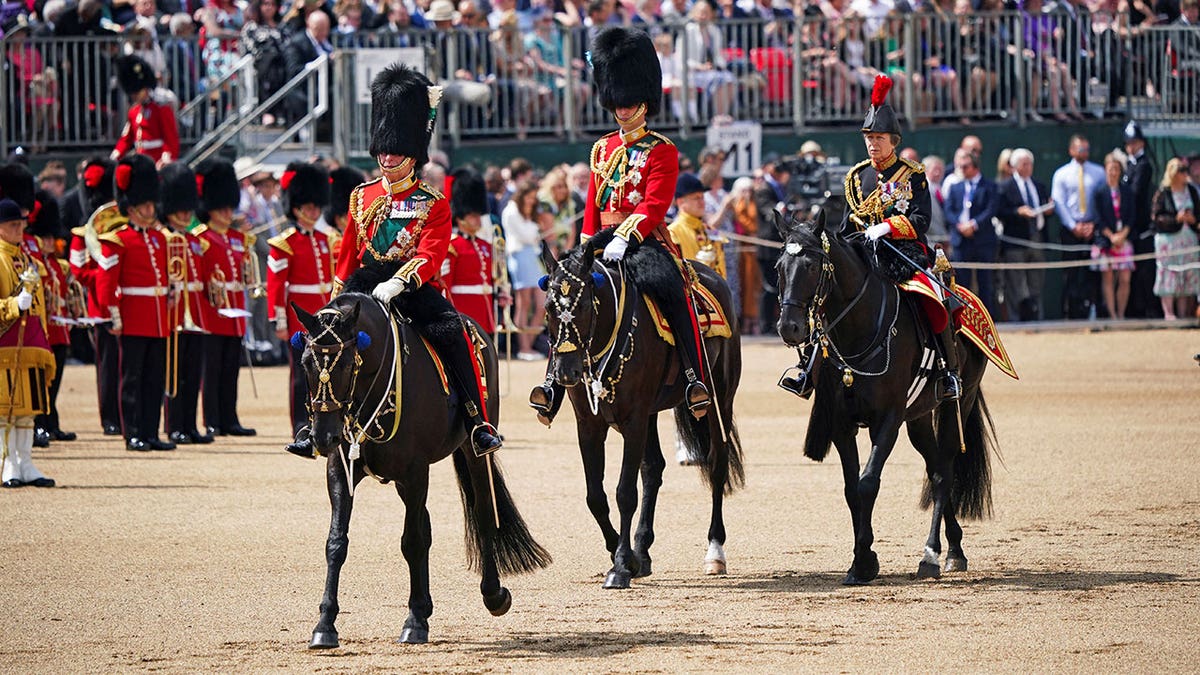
871 75 893 106
30 200 42 224
115 163 133 191
84 164 107 189
195 174 205 196
114 154 159 215
280 170 296 192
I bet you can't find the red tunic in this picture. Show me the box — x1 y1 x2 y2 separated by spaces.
267 225 335 334
581 127 679 246
335 177 451 291
194 225 252 338
95 224 171 338
69 203 128 319
42 256 73 346
112 99 180 165
165 229 212 334
442 232 495 333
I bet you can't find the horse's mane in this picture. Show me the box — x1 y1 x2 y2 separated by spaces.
566 228 687 308
343 259 402 295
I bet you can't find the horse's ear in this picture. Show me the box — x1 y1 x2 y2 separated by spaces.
539 240 557 274
292 303 318 334
579 238 596 271
812 206 827 233
345 301 361 329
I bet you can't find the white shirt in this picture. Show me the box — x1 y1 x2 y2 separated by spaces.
501 200 541 254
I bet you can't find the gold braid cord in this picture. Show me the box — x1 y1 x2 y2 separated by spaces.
352 184 432 264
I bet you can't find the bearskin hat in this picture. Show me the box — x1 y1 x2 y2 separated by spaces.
281 161 330 218
115 153 160 215
450 167 487 220
590 27 662 118
0 162 35 212
326 166 365 224
80 156 116 212
26 189 62 238
368 64 440 167
159 161 198 216
194 158 240 219
115 54 157 97
862 75 901 136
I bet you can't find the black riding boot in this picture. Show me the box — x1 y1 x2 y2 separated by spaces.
779 342 820 399
444 329 502 454
286 426 317 459
665 302 710 418
936 323 962 401
529 374 565 427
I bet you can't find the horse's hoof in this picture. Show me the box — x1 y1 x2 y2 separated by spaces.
703 559 727 576
484 587 512 616
632 555 652 578
916 560 942 580
842 570 872 586
603 570 632 589
398 627 429 644
944 556 969 573
308 631 339 649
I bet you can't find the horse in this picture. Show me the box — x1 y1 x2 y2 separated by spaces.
774 210 998 585
293 284 551 647
541 231 745 589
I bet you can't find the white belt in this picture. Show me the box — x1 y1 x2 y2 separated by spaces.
185 281 204 292
136 139 164 149
450 284 492 295
289 283 332 294
215 281 245 291
120 286 168 297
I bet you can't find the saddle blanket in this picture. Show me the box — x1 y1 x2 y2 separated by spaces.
898 272 1018 380
643 282 733 346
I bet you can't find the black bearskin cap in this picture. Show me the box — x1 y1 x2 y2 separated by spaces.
282 161 331 218
327 166 365 224
159 161 198 216
0 163 35 212
27 189 62 238
450 167 487 220
590 27 662 117
115 54 157 96
368 64 439 167
194 158 240 219
80 156 116 212
861 75 902 136
115 153 160 215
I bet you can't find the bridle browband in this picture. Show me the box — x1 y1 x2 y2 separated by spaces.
305 308 363 413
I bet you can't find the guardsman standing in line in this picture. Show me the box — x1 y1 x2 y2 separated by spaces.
0 198 56 488
194 159 257 437
68 158 123 435
96 154 175 452
267 161 333 458
159 162 215 446
442 167 497 334
668 172 728 279
28 191 78 444
111 55 181 167
322 166 365 254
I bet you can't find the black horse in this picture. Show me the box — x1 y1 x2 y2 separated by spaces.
294 289 550 647
542 232 745 589
775 211 997 585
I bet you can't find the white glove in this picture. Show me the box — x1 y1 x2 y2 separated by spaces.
865 223 892 241
372 277 408 304
602 236 629 262
16 290 32 311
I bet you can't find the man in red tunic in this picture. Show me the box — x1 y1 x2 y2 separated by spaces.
442 168 497 334
28 191 77 444
529 26 710 425
111 55 180 168
267 161 333 457
325 63 501 457
96 154 175 452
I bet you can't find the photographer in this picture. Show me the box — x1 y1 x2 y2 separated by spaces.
753 154 790 335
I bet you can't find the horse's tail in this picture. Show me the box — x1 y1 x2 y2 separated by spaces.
922 391 998 520
803 364 839 461
453 449 552 576
673 407 745 495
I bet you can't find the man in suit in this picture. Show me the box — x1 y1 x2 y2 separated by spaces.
283 11 332 136
1121 121 1158 317
997 148 1052 321
753 155 790 335
945 150 1000 315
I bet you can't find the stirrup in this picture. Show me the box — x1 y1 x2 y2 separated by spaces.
686 381 711 419
778 366 814 400
529 383 557 427
938 370 962 402
471 422 503 457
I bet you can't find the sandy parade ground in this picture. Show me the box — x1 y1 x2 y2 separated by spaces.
1 326 1198 673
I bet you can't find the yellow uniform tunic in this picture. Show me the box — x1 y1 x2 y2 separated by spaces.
668 212 727 279
0 240 55 418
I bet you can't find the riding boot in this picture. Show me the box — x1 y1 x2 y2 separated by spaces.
779 342 820 399
528 374 565 427
664 300 710 419
444 328 502 454
285 425 318 459
935 323 962 402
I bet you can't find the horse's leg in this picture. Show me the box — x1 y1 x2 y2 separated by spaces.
309 457 362 649
578 414 618 557
604 415 648 589
703 411 729 576
632 413 664 578
832 430 865 585
395 467 434 644
907 417 947 580
845 414 903 586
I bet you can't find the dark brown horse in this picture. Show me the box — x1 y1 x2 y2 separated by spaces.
541 233 744 589
295 290 550 647
775 211 997 585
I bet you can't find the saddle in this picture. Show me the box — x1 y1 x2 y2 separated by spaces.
643 281 732 346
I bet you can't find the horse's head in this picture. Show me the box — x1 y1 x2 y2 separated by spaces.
541 239 609 387
294 299 366 452
776 208 835 347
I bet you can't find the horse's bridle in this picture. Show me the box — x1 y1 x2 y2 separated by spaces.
304 309 364 413
779 231 836 334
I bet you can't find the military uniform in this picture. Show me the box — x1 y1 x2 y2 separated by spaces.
668 174 728 279
443 168 496 334
112 55 180 164
28 191 76 442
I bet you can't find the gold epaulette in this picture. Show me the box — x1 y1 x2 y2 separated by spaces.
647 130 675 147
192 224 210 237
899 156 926 174
70 226 85 238
87 202 127 233
268 228 296 255
243 231 257 248
418 181 445 201
196 236 210 254
57 259 69 275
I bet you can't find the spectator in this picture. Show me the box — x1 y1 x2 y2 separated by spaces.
282 0 335 35
1122 120 1158 317
501 180 548 359
997 147 1051 321
334 0 368 42
655 32 694 123
242 0 288 125
701 163 739 315
525 7 587 132
4 21 59 154
536 165 577 255
945 150 1000 314
952 0 1002 117
750 0 792 47
630 0 664 30
1052 133 1105 318
753 155 789 334
677 0 737 122
37 162 68 200
1149 157 1200 319
1015 0 1083 122
284 10 333 130
660 0 690 22
995 147 1012 183
491 9 543 139
922 154 948 247
941 135 982 197
1088 151 1136 320
199 0 246 88
124 0 167 75
163 13 200 106
422 160 448 193
726 175 759 333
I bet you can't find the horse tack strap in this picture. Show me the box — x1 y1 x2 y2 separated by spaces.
591 268 628 362
419 337 452 395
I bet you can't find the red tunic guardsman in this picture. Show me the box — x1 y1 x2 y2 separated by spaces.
193 158 257 437
313 63 501 458
111 55 180 167
529 26 710 425
267 161 333 455
442 168 496 334
67 158 123 435
159 162 215 446
321 166 364 258
95 154 175 452
27 190 78 444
